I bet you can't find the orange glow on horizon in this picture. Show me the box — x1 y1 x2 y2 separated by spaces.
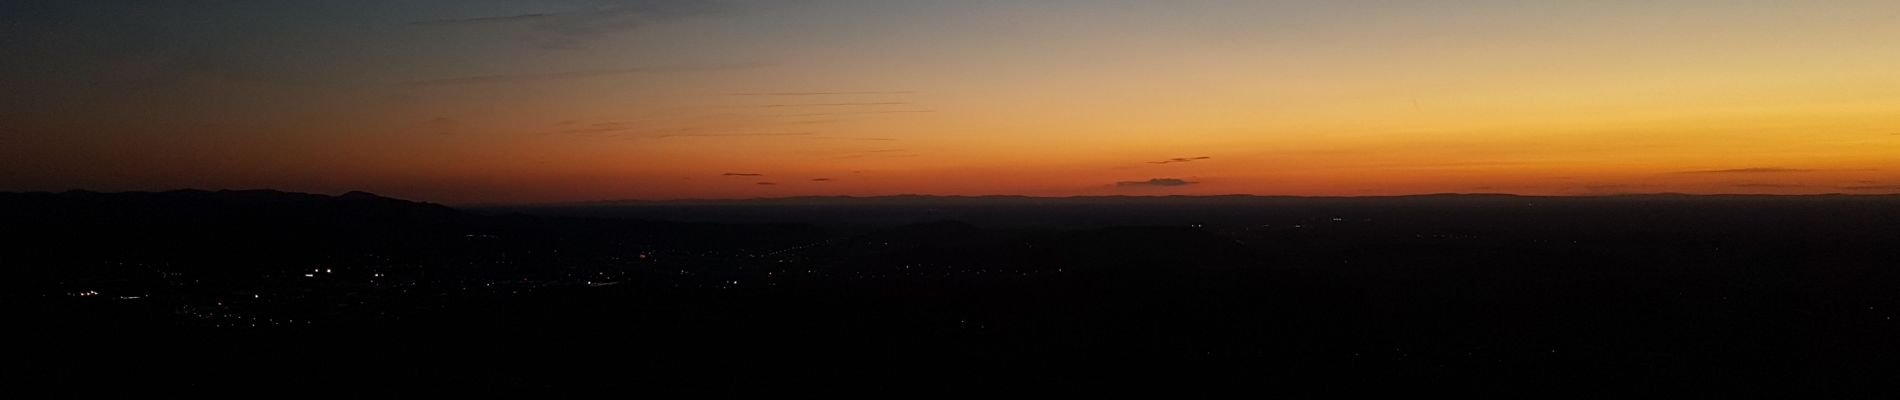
4 2 1898 203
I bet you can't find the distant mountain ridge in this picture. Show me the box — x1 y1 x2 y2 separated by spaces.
0 189 827 282
0 189 461 225
523 192 1895 208
6 189 441 206
476 191 1900 228
6 190 1893 209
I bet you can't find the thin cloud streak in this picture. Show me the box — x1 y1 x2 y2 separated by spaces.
1116 178 1199 188
1148 156 1211 165
782 110 934 117
398 63 772 87
1841 185 1900 191
1681 167 1812 174
727 91 916 96
411 0 732 49
753 102 911 108
425 117 459 135
651 132 815 139
412 13 556 26
845 110 935 114
807 136 898 141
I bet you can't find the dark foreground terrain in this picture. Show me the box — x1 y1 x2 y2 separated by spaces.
5 190 1900 394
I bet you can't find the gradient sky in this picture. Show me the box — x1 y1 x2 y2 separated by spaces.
4 0 1899 203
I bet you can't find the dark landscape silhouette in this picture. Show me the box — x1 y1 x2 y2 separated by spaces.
7 190 1900 393
11 1 1900 395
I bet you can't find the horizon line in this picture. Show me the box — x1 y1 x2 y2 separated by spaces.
9 188 1900 208
466 191 1900 208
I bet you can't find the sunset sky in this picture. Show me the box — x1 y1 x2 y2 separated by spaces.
5 1 1899 203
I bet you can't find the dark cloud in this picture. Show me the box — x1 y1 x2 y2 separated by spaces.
722 173 762 177
1147 156 1211 165
845 110 935 115
653 132 814 139
1732 183 1806 188
1842 185 1900 191
397 63 771 87
1584 184 1643 193
811 178 832 182
727 91 915 96
412 0 729 49
412 13 557 26
1681 167 1811 174
782 110 934 117
793 136 897 142
756 182 776 186
548 121 633 136
426 117 459 135
1116 178 1199 188
541 0 729 48
824 149 912 160
754 102 911 108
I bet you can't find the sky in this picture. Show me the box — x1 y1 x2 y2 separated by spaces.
4 0 1899 203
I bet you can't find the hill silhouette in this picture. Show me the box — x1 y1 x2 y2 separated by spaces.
7 189 1900 394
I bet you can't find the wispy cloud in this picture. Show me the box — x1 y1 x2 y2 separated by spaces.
411 0 730 49
811 178 832 182
846 110 936 114
807 136 898 141
1116 178 1199 188
756 182 776 186
1583 184 1650 194
782 110 934 117
1681 167 1811 174
1841 185 1900 191
412 13 556 26
1147 156 1211 165
723 173 762 177
1732 183 1806 188
753 102 911 108
822 149 913 160
727 91 916 96
652 132 814 139
398 63 770 87
547 121 635 136
425 117 459 135
542 0 729 48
